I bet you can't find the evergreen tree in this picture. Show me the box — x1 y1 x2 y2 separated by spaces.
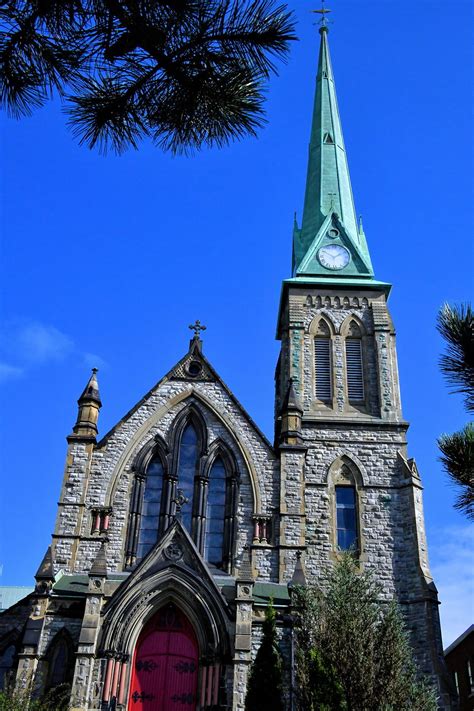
0 1 295 154
292 555 437 711
245 599 283 711
437 303 474 519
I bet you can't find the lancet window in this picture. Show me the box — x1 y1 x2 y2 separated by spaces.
44 631 74 692
335 486 358 550
328 457 363 556
345 320 364 403
125 409 238 572
136 456 164 561
314 318 333 403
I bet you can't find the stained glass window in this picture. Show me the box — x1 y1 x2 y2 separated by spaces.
335 486 358 551
177 424 198 532
136 456 163 561
204 458 226 567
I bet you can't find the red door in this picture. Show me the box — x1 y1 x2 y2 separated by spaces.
128 604 199 710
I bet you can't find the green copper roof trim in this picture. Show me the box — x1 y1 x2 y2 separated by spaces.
296 211 373 279
293 26 375 280
283 277 391 291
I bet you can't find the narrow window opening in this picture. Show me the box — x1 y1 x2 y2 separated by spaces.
176 424 198 532
346 339 364 401
335 486 358 551
315 338 332 401
204 458 226 568
136 456 163 561
323 132 334 144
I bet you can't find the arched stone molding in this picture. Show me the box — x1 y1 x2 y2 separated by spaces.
202 437 239 480
325 455 366 561
340 314 374 413
100 567 231 661
42 628 76 692
131 433 169 475
340 313 367 338
106 387 262 514
308 312 336 336
323 453 368 487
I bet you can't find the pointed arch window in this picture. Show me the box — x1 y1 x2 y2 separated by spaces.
125 408 240 572
136 456 164 561
176 424 199 532
335 486 358 551
204 458 226 567
345 320 364 402
314 319 333 402
328 458 363 556
45 632 74 692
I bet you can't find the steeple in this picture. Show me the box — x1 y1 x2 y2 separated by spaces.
292 24 375 282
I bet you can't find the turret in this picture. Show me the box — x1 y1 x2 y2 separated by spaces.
279 378 303 445
34 545 55 594
69 368 102 441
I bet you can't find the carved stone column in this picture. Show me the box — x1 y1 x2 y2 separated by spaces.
232 547 254 711
70 543 107 710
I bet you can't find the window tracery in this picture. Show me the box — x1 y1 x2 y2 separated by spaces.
125 409 239 572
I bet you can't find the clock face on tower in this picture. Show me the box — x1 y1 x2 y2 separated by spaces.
318 244 351 270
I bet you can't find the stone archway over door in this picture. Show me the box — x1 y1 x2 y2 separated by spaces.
128 604 199 710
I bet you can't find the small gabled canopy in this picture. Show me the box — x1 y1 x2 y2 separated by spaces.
281 378 303 414
35 546 54 581
237 546 254 584
114 519 231 609
89 541 108 578
288 551 307 589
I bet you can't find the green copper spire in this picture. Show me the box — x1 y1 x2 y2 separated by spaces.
292 25 375 281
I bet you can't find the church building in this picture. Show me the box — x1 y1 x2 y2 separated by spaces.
0 21 452 711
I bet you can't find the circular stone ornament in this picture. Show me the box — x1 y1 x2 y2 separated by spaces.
187 360 203 377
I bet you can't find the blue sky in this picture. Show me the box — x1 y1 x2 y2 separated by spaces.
1 0 473 647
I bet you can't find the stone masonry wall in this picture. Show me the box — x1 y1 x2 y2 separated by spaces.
53 376 279 582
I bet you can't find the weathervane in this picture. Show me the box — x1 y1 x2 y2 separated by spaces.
312 0 332 28
188 320 207 338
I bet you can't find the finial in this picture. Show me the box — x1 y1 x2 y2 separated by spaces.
312 1 331 31
288 550 307 589
188 320 207 338
172 488 189 521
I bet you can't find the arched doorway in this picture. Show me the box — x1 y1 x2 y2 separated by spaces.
128 603 199 710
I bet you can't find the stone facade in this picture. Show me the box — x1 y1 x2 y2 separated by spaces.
0 22 455 711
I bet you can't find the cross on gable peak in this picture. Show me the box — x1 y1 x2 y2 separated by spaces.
188 320 207 337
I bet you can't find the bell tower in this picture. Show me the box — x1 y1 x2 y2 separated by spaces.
275 21 449 698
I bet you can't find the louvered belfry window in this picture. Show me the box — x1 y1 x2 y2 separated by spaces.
314 320 332 401
346 321 364 402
